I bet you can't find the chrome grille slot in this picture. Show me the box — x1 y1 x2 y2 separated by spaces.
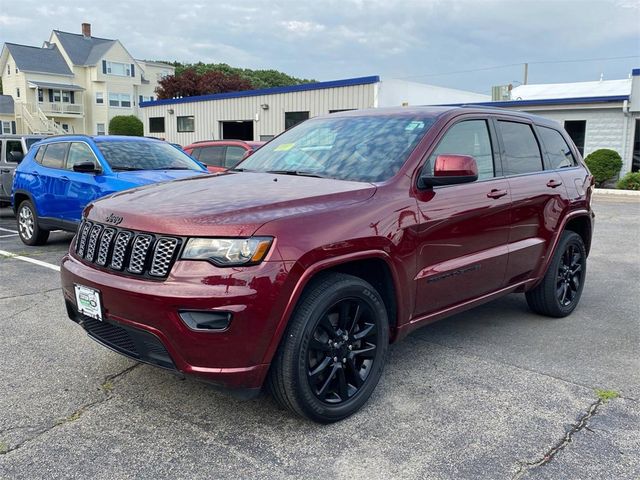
76 221 92 256
128 235 153 274
96 228 115 266
110 231 133 270
85 224 103 262
149 238 179 277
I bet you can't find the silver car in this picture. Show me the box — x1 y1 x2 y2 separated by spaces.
0 135 47 206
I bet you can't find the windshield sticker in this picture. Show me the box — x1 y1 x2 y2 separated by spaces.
405 121 425 131
274 143 295 151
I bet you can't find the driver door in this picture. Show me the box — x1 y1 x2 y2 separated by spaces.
413 118 512 317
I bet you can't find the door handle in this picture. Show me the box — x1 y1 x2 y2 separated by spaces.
487 189 508 199
0 169 10 173
547 179 563 188
60 176 70 182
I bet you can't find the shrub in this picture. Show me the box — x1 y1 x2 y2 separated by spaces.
616 171 640 190
584 149 623 187
108 115 143 136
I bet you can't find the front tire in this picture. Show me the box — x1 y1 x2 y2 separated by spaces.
268 272 389 423
526 231 586 317
17 200 49 246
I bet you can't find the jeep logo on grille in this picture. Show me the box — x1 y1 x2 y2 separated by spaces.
105 213 123 225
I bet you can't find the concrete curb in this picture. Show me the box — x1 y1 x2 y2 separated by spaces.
593 188 640 197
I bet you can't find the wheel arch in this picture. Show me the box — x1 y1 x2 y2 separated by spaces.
563 214 593 256
12 189 36 215
261 251 404 366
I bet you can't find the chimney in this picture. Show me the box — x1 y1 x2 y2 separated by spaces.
82 23 91 38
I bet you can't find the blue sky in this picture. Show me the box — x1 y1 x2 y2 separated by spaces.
1 0 638 93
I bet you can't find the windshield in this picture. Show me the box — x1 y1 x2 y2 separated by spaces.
96 141 203 171
237 115 435 182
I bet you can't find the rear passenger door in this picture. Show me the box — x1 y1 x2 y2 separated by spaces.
495 119 569 284
1 140 22 199
37 142 70 220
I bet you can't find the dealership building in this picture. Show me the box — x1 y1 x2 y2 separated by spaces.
139 75 489 144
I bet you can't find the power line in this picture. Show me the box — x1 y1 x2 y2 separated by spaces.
399 55 640 80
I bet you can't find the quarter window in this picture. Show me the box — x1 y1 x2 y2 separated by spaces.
497 121 543 175
177 115 195 133
35 146 46 164
538 127 576 169
41 142 68 169
425 120 495 180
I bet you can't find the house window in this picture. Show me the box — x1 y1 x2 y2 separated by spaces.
6 64 9 75
16 88 20 98
53 90 61 102
564 120 586 157
105 61 130 76
38 89 44 102
62 91 70 103
177 115 195 133
96 92 104 104
61 123 69 132
149 117 165 133
284 111 309 130
108 93 131 108
15 66 18 74
2 121 12 134
96 123 106 135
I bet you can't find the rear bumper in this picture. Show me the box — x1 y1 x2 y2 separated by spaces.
61 252 296 391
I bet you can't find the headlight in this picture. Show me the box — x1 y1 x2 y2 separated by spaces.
181 237 273 266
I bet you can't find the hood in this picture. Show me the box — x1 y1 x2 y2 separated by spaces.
86 172 376 237
115 169 207 186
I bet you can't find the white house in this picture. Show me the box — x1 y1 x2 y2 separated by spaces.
469 69 640 176
0 23 173 135
139 76 489 145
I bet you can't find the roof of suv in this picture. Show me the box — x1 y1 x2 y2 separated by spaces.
184 140 265 150
34 135 165 144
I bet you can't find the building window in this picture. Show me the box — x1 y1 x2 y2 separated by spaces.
38 89 44 102
259 135 274 142
105 61 131 76
177 115 195 132
329 109 356 114
108 93 132 108
53 90 61 102
632 119 640 173
61 123 69 132
96 123 106 136
2 121 12 134
6 64 9 75
96 92 104 104
16 88 20 98
149 117 165 133
15 66 18 74
62 91 70 103
564 120 586 157
285 111 310 130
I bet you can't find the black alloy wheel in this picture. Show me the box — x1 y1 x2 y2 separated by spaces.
556 242 583 307
307 297 378 404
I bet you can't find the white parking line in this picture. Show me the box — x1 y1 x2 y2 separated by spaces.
0 249 61 272
0 226 18 233
0 234 18 238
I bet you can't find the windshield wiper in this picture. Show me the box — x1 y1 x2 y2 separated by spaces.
151 167 193 170
266 170 326 178
112 166 144 171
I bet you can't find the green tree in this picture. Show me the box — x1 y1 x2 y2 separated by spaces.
109 115 143 136
584 149 623 187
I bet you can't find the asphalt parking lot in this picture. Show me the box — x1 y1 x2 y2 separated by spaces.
0 195 638 479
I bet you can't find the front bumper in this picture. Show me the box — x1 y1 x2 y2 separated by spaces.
61 253 296 391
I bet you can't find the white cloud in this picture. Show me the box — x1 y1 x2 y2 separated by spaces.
281 20 326 34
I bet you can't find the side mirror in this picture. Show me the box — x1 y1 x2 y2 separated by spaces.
8 151 24 163
73 161 101 174
419 154 478 188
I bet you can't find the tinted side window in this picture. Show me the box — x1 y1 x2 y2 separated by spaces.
498 121 543 175
5 140 22 162
225 146 246 168
189 148 201 160
198 146 225 167
66 142 97 170
425 120 495 180
34 145 46 164
41 142 68 169
538 126 576 169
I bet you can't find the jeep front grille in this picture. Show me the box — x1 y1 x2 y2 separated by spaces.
74 220 181 279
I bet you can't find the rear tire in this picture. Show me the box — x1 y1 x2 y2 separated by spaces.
268 272 389 423
17 200 49 246
526 231 586 317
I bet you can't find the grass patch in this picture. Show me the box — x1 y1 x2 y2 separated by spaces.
595 389 620 402
0 441 8 454
101 380 114 392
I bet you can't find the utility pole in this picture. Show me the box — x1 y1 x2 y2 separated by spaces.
523 63 529 85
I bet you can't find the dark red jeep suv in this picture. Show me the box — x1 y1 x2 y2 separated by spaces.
61 106 594 422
